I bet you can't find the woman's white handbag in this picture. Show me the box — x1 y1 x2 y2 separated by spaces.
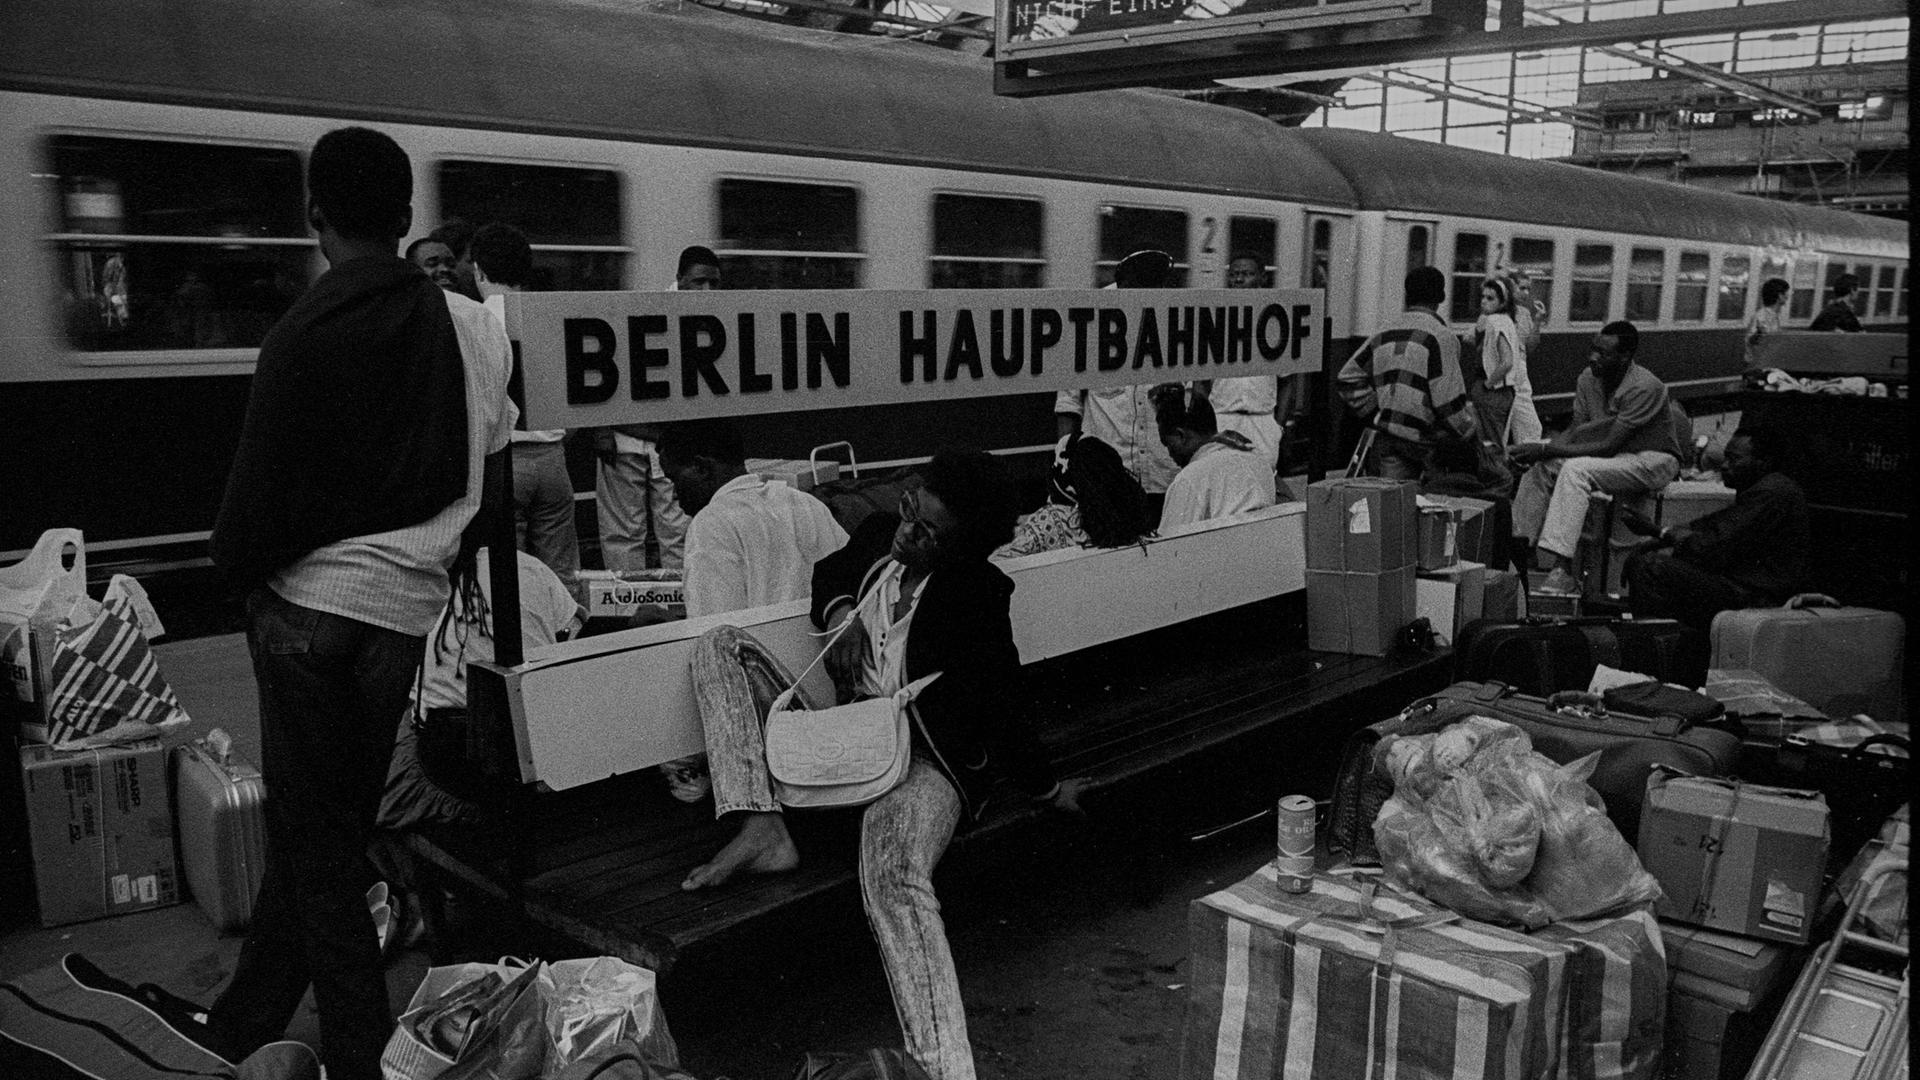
761 590 939 808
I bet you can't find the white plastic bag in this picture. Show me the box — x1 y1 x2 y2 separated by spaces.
0 528 87 705
538 957 677 1072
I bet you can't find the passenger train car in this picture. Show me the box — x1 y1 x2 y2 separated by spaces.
1 0 1906 566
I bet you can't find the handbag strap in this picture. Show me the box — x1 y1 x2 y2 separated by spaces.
785 584 881 695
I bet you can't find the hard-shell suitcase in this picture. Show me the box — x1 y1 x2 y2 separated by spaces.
171 728 267 933
1454 614 1710 695
1325 679 1740 862
1710 594 1906 724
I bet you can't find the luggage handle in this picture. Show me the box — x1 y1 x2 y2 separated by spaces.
810 441 858 482
1783 592 1839 610
1547 690 1692 735
203 726 235 766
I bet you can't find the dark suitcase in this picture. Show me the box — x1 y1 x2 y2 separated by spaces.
1326 679 1740 863
1454 615 1710 694
171 728 267 933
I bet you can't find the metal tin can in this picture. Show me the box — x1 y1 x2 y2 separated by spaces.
1276 794 1316 858
1275 854 1315 893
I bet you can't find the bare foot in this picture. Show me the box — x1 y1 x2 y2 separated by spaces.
682 812 800 890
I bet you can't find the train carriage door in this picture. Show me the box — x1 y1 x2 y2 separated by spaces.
1381 218 1438 330
1302 211 1354 338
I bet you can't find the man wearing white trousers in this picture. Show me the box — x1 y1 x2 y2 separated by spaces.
1509 321 1683 594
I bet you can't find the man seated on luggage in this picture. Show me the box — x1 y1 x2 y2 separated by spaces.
647 417 849 802
1509 321 1684 595
1150 383 1276 531
1618 426 1809 629
1336 265 1480 482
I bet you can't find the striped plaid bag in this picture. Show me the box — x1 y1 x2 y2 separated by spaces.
1182 867 1575 1080
38 580 190 748
1533 907 1667 1080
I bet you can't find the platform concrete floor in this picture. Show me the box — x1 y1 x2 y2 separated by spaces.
0 632 1277 1080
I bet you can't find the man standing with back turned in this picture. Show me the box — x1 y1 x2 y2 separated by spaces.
205 127 514 1080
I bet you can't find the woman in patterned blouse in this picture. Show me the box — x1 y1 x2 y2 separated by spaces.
994 433 1149 558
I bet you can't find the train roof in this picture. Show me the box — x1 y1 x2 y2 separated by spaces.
1298 128 1908 258
0 0 1357 208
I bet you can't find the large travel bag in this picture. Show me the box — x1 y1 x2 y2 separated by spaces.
1326 679 1740 864
1454 615 1710 695
171 728 267 933
806 442 917 536
1710 594 1906 724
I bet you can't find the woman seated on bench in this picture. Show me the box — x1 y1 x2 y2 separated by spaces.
993 432 1148 559
685 448 1086 1080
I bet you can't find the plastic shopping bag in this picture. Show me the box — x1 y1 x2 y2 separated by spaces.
36 574 189 747
381 958 546 1080
0 528 87 706
539 957 678 1072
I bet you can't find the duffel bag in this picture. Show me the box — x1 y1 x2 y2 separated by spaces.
1325 680 1739 863
1454 615 1709 695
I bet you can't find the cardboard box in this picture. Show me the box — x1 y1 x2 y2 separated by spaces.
1659 921 1801 1009
580 573 686 620
745 457 838 492
1659 987 1775 1080
1419 494 1497 566
1484 568 1524 622
1416 561 1486 642
1307 565 1415 656
20 738 180 926
1638 772 1829 944
1657 480 1735 532
1416 501 1462 571
1305 478 1416 572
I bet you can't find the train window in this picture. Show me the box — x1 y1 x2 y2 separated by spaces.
1789 259 1819 320
1095 205 1189 286
1228 217 1278 282
1717 255 1752 321
1406 225 1431 270
717 179 862 289
1825 261 1866 314
1509 237 1555 322
1674 251 1711 322
438 161 626 290
928 194 1043 289
1450 233 1489 322
1569 243 1614 323
1304 219 1333 291
1873 264 1897 317
1624 247 1665 322
1898 268 1909 319
44 135 313 353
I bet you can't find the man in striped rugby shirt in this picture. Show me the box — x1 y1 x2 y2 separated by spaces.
1336 265 1479 481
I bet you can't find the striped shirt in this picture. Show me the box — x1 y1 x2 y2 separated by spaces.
1336 308 1477 445
270 289 517 636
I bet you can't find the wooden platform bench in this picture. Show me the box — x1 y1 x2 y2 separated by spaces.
403 593 1453 973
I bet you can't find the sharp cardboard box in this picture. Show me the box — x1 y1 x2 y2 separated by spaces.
1305 478 1416 573
1418 494 1497 567
1638 772 1828 944
1659 921 1801 1008
745 457 838 493
1657 480 1735 533
580 572 687 620
1307 565 1415 657
1416 560 1485 642
20 738 180 926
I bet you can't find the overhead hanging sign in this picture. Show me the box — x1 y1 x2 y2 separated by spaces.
508 287 1322 430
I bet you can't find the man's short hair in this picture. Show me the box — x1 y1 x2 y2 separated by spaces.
307 127 411 241
404 237 445 263
678 245 721 280
471 223 534 288
1734 424 1792 469
1227 251 1265 269
1832 273 1859 297
430 217 477 257
658 418 745 471
1115 250 1174 289
1405 266 1446 308
919 449 1018 563
1149 384 1217 437
1760 277 1790 305
1600 320 1639 357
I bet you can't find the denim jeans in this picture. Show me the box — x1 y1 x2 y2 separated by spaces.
209 587 420 1080
692 626 976 1080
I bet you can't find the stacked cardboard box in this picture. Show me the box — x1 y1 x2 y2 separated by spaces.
20 738 180 926
1638 772 1829 945
1305 479 1416 656
1658 923 1807 1080
1416 560 1486 643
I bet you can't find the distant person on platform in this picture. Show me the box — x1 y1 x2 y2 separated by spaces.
1474 274 1541 445
993 433 1148 559
1509 320 1683 596
472 222 583 605
406 236 459 294
1510 268 1546 355
204 126 514 1080
1151 384 1276 531
1619 427 1808 629
1746 277 1791 368
1809 273 1863 332
1194 251 1287 473
1336 265 1479 482
1055 249 1181 527
427 218 483 302
594 245 720 572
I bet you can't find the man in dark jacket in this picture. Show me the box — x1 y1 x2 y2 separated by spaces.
682 449 1083 1080
1808 273 1863 332
1621 427 1809 629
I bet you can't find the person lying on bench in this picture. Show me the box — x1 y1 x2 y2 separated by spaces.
1151 383 1276 532
683 449 1086 1080
1509 321 1683 595
993 432 1148 558
1619 427 1809 629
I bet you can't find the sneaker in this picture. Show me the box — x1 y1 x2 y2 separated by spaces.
659 754 712 804
1536 567 1580 595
